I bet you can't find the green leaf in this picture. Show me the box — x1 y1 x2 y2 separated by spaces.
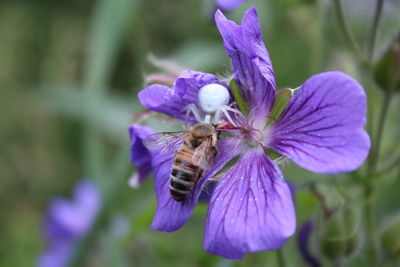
83 0 137 184
173 40 227 71
84 0 136 91
269 88 293 124
37 86 140 143
229 79 249 115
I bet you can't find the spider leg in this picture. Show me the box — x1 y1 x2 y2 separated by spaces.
213 105 242 127
223 105 243 115
214 108 223 124
184 103 204 125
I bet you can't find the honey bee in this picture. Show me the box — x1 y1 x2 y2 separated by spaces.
144 123 219 202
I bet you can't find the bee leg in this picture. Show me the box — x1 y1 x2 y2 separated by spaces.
198 169 204 179
184 103 204 125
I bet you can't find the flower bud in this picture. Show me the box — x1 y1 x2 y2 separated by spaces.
298 219 321 267
144 74 178 87
318 208 360 263
380 214 400 260
373 34 400 92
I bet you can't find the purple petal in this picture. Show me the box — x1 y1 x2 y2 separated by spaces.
138 70 228 123
45 180 100 241
199 180 218 203
73 180 101 225
40 180 100 267
217 0 246 10
204 149 296 259
151 138 241 232
269 71 370 174
44 199 80 242
215 7 276 116
37 242 73 267
129 124 154 184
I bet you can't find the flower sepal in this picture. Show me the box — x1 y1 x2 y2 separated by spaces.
229 79 249 115
268 88 294 124
264 147 283 161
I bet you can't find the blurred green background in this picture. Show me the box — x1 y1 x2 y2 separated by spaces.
1 0 400 266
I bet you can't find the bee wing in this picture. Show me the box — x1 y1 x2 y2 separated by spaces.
143 131 187 154
192 137 217 170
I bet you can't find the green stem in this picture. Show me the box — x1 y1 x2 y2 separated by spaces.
311 0 327 73
332 0 364 60
380 152 400 174
364 91 391 265
276 248 287 267
364 181 377 266
372 91 391 172
368 91 392 175
368 0 385 63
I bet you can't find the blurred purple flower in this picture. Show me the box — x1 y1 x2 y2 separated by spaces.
38 180 101 267
217 0 247 10
298 220 321 267
129 7 370 259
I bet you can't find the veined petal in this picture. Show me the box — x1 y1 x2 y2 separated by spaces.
129 125 154 185
138 70 227 123
217 0 246 10
270 71 370 174
215 7 276 116
151 138 240 232
204 149 296 260
199 180 218 203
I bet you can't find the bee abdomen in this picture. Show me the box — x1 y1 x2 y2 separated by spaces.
169 185 190 202
170 165 202 202
170 175 194 190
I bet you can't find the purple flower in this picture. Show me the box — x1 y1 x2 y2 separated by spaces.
298 220 321 267
129 125 154 187
38 180 101 267
129 7 370 259
217 0 247 10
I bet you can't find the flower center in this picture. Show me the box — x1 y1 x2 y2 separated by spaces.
237 125 263 148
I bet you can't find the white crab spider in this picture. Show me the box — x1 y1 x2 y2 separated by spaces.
185 83 242 126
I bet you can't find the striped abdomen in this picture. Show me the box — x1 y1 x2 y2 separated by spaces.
170 148 203 202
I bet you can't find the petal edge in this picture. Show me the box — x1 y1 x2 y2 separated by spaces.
215 7 276 116
204 150 296 259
